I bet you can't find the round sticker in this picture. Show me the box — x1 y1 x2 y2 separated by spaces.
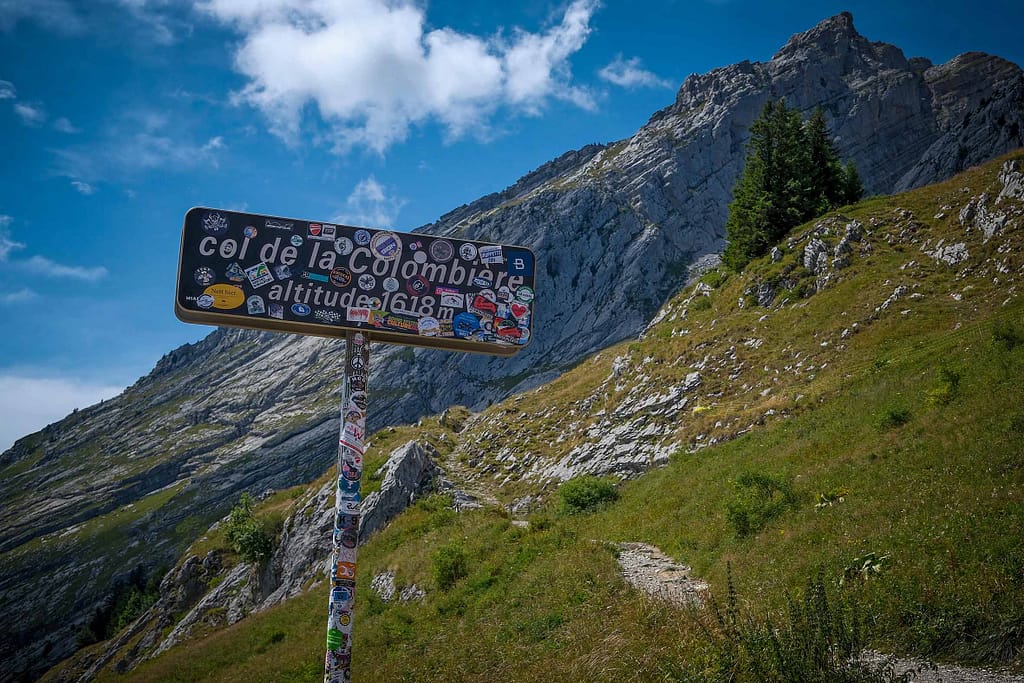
202 212 229 236
459 243 477 261
290 235 304 247
367 297 382 309
515 285 535 303
330 267 353 287
418 316 440 336
243 225 258 238
382 277 399 292
453 311 480 338
406 275 429 296
429 239 453 263
354 229 370 246
197 294 214 309
358 274 376 290
292 303 311 316
369 232 402 260
194 267 216 286
413 250 427 264
334 236 354 255
203 284 245 309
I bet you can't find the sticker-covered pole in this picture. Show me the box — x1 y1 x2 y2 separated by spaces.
325 332 369 683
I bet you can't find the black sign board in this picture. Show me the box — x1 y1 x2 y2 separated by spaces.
175 208 536 356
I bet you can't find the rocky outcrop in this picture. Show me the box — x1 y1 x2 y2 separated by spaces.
8 13 1024 680
63 439 443 679
359 441 441 539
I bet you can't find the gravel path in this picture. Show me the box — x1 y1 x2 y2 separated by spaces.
615 542 708 606
859 651 1024 683
615 542 1024 682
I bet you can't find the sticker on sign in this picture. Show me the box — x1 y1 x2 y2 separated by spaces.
175 207 537 356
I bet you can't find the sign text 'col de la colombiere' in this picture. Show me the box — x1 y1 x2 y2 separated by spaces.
174 207 537 356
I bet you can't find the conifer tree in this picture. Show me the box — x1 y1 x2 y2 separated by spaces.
841 160 864 205
724 100 864 271
804 107 843 214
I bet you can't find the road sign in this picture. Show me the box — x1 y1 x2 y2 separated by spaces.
175 207 537 356
174 206 540 682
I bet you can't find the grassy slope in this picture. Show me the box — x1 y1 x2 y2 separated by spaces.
88 153 1024 681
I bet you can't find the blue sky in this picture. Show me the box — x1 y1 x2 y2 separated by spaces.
1 0 1022 451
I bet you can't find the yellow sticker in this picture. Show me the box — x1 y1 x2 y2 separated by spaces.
204 284 245 309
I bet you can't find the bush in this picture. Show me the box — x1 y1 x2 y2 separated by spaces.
725 472 798 537
701 570 909 682
224 492 274 564
557 476 619 515
432 542 468 591
690 295 713 311
877 406 911 430
925 367 961 406
992 320 1024 352
701 270 728 289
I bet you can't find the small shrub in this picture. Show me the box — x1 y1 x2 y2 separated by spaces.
878 406 911 430
725 472 798 537
432 542 468 591
1007 414 1024 435
557 476 619 515
992 320 1024 352
701 270 728 289
526 511 553 531
224 492 274 564
925 367 961 406
690 295 713 311
700 568 908 681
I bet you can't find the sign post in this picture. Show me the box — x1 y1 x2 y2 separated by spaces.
324 332 368 682
174 207 537 681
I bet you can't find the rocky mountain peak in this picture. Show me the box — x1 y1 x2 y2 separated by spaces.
772 11 909 72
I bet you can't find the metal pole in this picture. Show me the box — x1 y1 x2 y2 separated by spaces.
325 332 369 683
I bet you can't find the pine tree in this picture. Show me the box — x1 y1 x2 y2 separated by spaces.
804 107 843 214
841 160 864 205
723 99 807 270
724 100 864 271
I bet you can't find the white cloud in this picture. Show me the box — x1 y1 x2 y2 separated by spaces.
0 80 15 99
0 287 37 304
70 180 95 195
598 54 673 89
53 110 226 185
53 117 79 133
334 176 406 228
13 101 46 126
0 375 124 453
21 255 108 282
0 217 25 260
197 0 600 153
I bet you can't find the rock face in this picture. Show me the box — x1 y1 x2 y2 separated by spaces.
359 441 441 539
5 13 1024 681
64 440 441 680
